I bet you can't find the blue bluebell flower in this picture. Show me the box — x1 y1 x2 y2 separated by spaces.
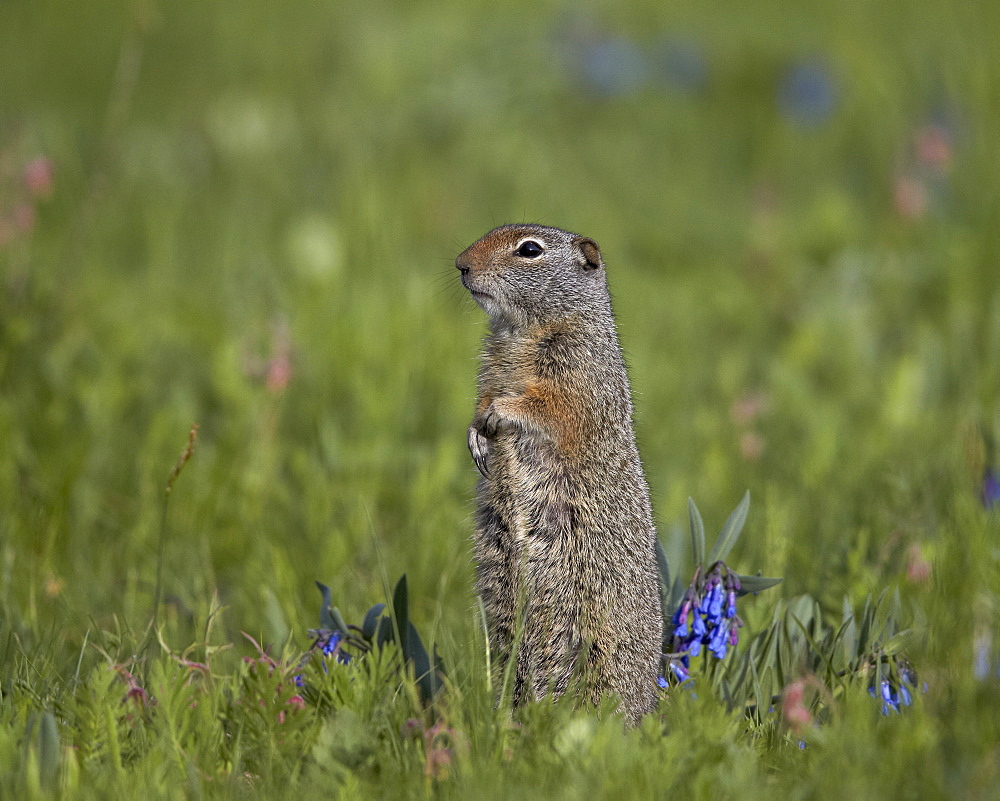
880 680 898 714
708 621 729 659
293 628 354 688
657 675 669 689
665 562 744 685
673 600 692 639
706 584 724 620
312 629 352 664
869 665 917 715
898 683 912 707
670 660 691 683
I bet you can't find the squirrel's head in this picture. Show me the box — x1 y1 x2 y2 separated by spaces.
456 224 609 328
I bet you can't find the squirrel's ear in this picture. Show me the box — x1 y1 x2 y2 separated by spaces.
576 238 603 270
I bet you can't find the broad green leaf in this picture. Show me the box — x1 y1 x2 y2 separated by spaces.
882 630 912 656
406 620 438 703
34 712 60 792
376 616 393 649
362 603 387 640
688 498 706 569
433 644 447 680
393 574 409 654
791 614 836 679
316 581 337 630
734 574 783 597
708 491 750 565
749 658 766 725
331 607 351 636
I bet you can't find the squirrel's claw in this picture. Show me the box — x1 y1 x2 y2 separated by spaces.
468 423 490 477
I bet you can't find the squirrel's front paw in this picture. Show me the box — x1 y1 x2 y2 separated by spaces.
468 423 490 478
480 401 512 439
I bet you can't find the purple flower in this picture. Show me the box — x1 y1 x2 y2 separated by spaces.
673 600 691 638
657 675 669 689
725 590 737 619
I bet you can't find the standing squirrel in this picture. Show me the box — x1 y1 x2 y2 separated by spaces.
456 223 662 726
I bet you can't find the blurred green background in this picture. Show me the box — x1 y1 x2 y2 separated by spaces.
1 0 999 793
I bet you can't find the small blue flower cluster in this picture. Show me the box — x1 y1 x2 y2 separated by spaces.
310 628 352 663
294 628 352 687
666 562 743 683
869 663 918 715
870 679 911 715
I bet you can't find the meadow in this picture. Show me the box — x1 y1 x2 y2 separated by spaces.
1 0 999 797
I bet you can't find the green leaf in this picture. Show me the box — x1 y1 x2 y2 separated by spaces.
734 574 783 597
837 596 859 668
316 581 337 630
749 658 767 725
790 613 837 679
376 616 393 649
330 607 351 637
362 603 387 640
392 575 409 654
688 498 706 569
433 644 447 680
882 630 912 656
37 712 60 792
406 620 437 703
708 490 750 565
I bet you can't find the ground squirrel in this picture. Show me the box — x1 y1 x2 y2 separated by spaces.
456 223 662 726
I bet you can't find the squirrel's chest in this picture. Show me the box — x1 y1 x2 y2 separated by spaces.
477 337 540 397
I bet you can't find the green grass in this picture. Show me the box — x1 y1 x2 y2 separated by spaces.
2 0 999 797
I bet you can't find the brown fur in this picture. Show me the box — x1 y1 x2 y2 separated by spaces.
456 224 662 726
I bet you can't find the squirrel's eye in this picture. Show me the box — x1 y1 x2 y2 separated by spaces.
516 240 544 258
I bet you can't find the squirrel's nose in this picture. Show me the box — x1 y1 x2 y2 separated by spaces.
455 257 470 275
